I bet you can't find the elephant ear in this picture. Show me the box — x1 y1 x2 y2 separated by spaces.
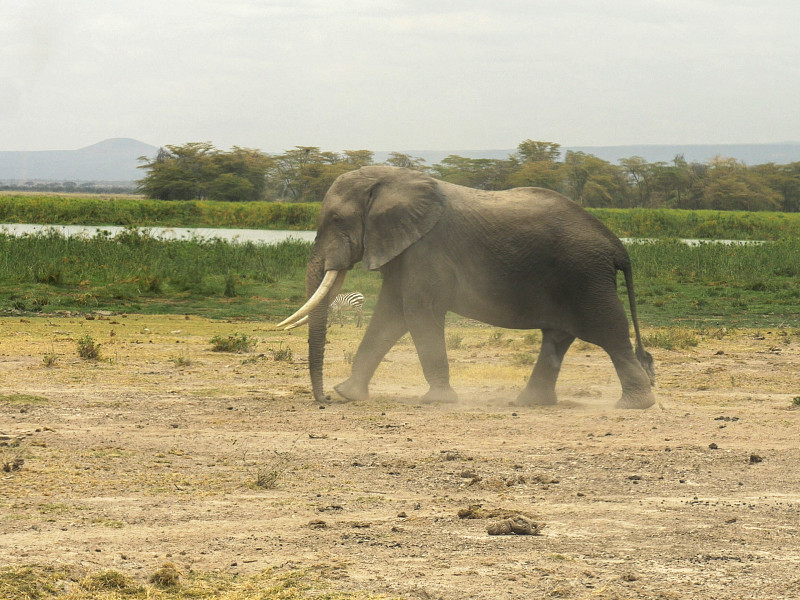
363 169 445 271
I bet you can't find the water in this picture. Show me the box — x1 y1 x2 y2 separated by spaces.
620 238 766 246
0 223 317 244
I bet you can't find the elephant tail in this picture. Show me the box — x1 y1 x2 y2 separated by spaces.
620 259 656 386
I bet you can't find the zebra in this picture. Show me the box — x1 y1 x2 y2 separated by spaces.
328 292 365 327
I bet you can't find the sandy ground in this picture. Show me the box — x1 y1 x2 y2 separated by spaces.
1 314 799 599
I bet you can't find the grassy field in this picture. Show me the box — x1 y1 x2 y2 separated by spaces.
0 231 798 329
0 193 317 230
4 192 800 239
592 207 800 240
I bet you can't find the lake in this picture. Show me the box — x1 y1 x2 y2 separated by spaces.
0 224 317 244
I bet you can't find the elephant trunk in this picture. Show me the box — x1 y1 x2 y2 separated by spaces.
303 250 346 403
306 253 329 403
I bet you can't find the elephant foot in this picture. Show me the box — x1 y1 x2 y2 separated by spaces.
420 386 459 405
615 389 656 410
333 379 369 403
512 387 557 407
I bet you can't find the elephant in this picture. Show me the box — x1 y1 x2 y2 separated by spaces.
278 166 656 409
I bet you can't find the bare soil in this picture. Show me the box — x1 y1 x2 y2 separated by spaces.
2 315 800 599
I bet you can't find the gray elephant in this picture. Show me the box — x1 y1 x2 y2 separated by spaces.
279 166 656 409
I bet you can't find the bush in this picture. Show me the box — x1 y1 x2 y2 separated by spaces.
210 333 256 353
76 335 102 360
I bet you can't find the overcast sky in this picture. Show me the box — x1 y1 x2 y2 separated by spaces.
2 0 799 153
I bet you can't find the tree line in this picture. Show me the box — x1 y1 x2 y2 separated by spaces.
136 140 800 212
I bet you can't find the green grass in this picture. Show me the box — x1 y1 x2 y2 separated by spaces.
0 229 797 328
0 193 319 230
625 240 800 327
590 208 800 240
0 231 316 319
209 333 257 353
5 194 800 241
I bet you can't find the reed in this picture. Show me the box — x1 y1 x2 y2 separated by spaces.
0 230 797 328
0 194 320 230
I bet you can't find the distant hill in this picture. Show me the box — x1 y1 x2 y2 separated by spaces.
0 138 159 184
3 139 800 184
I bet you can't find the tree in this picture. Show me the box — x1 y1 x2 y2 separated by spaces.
701 157 782 211
385 152 427 170
137 143 218 200
431 156 514 190
138 143 273 202
211 147 274 202
514 140 561 163
563 151 625 207
752 162 800 212
619 156 654 207
507 140 565 192
342 150 374 168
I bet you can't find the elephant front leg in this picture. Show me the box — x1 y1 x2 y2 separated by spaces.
334 284 407 403
515 329 574 406
404 304 458 404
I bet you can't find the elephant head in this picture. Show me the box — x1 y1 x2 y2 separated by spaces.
278 166 445 402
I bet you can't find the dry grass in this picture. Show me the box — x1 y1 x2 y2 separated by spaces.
3 314 798 598
0 563 393 599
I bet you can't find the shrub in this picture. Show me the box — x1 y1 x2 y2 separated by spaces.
76 335 102 360
271 344 293 361
446 332 464 350
210 333 256 353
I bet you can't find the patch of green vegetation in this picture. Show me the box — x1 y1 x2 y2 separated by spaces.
270 343 294 361
0 194 320 229
625 239 800 327
0 231 320 320
76 335 102 360
210 333 257 353
0 394 50 405
446 332 464 350
592 208 800 241
641 328 700 350
0 222 797 329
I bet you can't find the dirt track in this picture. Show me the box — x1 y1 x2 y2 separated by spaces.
2 315 800 599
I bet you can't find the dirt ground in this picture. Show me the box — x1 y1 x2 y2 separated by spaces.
1 314 799 599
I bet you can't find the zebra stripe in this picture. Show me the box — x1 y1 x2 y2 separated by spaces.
329 292 365 327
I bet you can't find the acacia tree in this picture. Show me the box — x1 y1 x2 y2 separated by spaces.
386 152 427 170
700 157 782 211
137 143 273 202
137 142 218 200
508 140 565 192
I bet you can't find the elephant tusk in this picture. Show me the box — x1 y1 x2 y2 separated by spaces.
277 270 340 329
284 315 308 330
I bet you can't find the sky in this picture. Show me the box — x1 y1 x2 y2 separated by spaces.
2 0 799 153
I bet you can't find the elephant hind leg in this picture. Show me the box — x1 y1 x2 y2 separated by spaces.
609 350 656 409
514 329 575 406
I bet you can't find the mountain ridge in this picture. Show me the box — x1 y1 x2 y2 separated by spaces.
2 139 800 183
